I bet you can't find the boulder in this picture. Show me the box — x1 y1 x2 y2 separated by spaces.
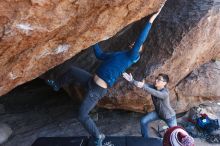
1 0 220 114
54 0 220 113
0 0 165 96
175 61 220 113
62 0 220 113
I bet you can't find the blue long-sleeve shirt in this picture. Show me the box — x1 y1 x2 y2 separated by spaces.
93 22 152 87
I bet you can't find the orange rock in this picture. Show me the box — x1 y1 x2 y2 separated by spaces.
59 0 220 113
97 0 219 113
0 0 164 96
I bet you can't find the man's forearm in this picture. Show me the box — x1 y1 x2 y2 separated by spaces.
130 80 168 99
142 84 168 99
130 79 139 86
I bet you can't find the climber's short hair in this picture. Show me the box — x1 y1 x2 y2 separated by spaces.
158 73 169 83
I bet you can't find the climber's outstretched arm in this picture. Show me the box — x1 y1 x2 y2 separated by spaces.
130 1 166 55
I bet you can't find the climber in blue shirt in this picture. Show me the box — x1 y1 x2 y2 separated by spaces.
94 21 151 87
46 4 165 146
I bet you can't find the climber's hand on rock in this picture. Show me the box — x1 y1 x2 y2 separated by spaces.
149 0 167 23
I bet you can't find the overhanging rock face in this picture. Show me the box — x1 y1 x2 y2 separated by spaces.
1 0 220 114
99 0 220 113
48 0 220 113
100 0 220 113
0 0 165 96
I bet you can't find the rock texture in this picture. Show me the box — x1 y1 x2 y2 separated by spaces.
0 0 164 96
99 0 220 112
110 0 220 113
43 0 220 113
175 61 220 113
1 0 220 114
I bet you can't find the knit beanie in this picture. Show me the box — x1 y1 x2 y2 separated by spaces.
163 126 194 146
